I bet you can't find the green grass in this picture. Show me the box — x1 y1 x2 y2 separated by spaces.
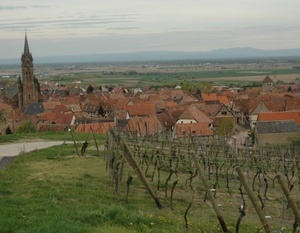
47 67 300 89
0 131 106 144
0 135 299 232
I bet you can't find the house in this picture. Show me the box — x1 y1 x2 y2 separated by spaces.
261 75 274 92
126 103 156 118
156 112 177 131
248 100 270 129
173 122 214 139
201 93 230 106
124 115 164 136
201 93 219 104
37 112 75 132
210 104 235 134
175 105 212 125
173 105 214 138
255 120 299 145
257 111 300 125
75 122 116 134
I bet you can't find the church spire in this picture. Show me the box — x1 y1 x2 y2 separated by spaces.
24 33 30 55
22 33 33 63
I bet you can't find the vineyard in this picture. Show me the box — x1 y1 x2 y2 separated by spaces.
106 129 300 232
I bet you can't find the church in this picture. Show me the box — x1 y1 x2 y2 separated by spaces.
6 34 41 110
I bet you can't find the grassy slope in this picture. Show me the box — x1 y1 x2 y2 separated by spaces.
0 134 297 233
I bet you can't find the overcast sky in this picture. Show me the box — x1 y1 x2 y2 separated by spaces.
0 0 299 59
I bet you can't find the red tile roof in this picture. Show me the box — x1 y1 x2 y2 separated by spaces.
262 75 274 83
39 112 74 125
126 103 156 116
54 104 70 113
174 122 214 138
0 102 13 113
217 95 230 106
75 122 116 134
258 111 300 125
202 93 218 102
43 101 60 111
125 115 164 136
177 105 212 124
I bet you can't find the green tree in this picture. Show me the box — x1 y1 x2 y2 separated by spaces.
98 106 105 116
216 118 234 135
16 120 37 133
0 109 7 123
5 126 12 134
86 85 94 94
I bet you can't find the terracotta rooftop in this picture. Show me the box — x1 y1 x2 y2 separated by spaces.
125 115 164 136
75 122 116 134
174 122 214 138
262 75 274 83
178 105 212 124
258 111 300 125
126 103 156 116
202 93 218 102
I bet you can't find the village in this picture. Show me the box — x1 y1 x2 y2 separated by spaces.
1 35 300 148
1 73 300 147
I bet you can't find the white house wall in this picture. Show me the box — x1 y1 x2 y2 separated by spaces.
176 119 197 124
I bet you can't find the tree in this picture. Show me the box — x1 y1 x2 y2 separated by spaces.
98 106 105 116
16 120 36 133
5 126 12 134
216 118 234 136
0 109 7 123
86 85 94 94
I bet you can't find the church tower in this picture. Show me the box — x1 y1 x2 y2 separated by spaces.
20 33 40 109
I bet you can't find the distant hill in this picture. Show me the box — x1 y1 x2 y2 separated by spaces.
1 47 300 65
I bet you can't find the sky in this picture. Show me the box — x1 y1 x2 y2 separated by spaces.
0 0 300 59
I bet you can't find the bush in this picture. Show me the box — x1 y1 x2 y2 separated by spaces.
16 120 36 133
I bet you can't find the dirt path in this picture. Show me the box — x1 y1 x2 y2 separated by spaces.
0 141 66 158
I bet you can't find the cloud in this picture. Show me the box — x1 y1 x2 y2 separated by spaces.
0 6 26 11
0 14 138 35
0 5 48 11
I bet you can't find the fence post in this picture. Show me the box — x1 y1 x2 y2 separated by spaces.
110 129 163 209
70 129 80 156
275 174 300 225
191 152 228 232
236 167 271 233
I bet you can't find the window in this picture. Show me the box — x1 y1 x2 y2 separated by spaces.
221 111 227 116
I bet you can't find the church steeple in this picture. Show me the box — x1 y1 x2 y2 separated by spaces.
24 33 30 55
20 32 40 109
22 33 33 63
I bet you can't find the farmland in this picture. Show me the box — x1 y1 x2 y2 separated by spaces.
1 58 300 89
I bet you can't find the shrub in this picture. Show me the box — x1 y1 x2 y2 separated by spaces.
16 120 36 133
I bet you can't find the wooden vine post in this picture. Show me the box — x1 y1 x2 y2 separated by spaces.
90 126 100 156
236 167 271 233
110 129 163 209
191 152 228 233
70 128 80 156
275 174 300 225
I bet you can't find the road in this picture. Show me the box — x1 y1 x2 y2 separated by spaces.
0 140 68 169
0 141 65 158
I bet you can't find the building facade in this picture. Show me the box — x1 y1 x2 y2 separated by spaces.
6 34 41 109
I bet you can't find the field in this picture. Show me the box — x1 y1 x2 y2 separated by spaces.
1 131 300 233
1 58 300 89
